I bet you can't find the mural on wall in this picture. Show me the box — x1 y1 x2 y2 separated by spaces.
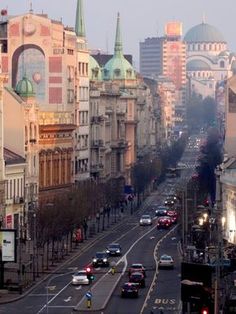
12 46 45 102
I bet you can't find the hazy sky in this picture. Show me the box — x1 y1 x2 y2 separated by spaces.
2 0 236 67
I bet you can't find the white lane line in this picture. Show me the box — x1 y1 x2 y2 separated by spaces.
36 281 71 314
29 294 56 297
140 225 178 314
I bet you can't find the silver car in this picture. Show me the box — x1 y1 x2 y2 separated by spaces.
158 254 174 269
72 270 89 285
139 214 152 226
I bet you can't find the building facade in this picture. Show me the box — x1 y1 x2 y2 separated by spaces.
185 22 236 114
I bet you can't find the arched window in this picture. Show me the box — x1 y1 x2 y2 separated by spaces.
220 60 225 68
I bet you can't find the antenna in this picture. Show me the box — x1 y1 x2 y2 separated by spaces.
29 1 33 14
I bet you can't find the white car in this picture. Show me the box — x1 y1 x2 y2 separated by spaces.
72 270 89 285
158 254 174 269
139 214 152 226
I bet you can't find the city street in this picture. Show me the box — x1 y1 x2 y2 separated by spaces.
0 185 180 314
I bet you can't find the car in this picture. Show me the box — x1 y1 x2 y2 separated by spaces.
129 271 145 287
139 214 152 226
121 282 139 298
128 263 146 277
71 270 90 285
158 254 174 269
157 216 172 229
106 243 122 256
164 196 176 206
166 210 178 223
92 252 109 267
154 206 169 217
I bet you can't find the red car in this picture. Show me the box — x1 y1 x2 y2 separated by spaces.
128 263 146 277
166 210 178 224
157 216 172 229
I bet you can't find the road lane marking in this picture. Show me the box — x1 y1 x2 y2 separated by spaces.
140 225 178 314
36 280 71 314
64 296 72 302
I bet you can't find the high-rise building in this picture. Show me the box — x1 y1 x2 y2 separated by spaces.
140 22 186 123
139 37 164 78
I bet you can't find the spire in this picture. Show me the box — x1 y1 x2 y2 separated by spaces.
202 12 206 24
75 0 86 37
114 12 123 56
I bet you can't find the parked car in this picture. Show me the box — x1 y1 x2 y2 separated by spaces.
157 216 172 229
106 243 122 256
139 214 152 226
121 282 139 298
129 271 145 287
71 270 90 285
92 252 109 267
128 263 146 277
158 254 174 269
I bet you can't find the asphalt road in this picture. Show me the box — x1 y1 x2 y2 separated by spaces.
0 136 199 314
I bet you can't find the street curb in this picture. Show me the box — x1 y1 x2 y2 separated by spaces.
0 189 158 305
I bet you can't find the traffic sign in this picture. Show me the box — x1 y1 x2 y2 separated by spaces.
86 291 92 300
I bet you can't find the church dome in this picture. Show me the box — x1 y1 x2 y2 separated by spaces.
184 23 225 43
89 56 102 80
103 55 135 80
15 76 35 97
187 59 211 71
103 13 136 81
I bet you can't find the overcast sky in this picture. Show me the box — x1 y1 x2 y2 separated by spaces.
2 0 236 67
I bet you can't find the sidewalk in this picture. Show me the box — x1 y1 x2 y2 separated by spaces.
0 188 156 305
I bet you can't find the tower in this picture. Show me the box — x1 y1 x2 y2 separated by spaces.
74 0 90 181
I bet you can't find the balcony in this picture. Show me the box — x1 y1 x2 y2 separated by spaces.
90 163 103 173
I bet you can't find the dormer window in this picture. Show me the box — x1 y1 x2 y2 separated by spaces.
114 68 121 77
126 69 132 78
92 67 99 79
104 68 109 77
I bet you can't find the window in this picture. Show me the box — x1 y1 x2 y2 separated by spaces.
67 49 74 55
220 60 225 68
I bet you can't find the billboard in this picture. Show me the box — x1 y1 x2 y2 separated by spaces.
0 229 17 262
165 22 182 38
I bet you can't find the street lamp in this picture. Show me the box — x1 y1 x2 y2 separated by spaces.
199 218 204 226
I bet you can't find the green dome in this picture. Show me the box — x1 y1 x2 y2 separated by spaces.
103 55 136 80
184 23 225 43
15 76 35 97
187 59 211 71
104 13 136 81
89 56 102 81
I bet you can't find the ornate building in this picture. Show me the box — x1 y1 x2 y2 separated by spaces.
185 22 236 113
74 0 90 182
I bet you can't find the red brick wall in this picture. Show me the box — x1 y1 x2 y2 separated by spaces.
40 25 50 36
49 76 62 84
49 57 62 73
9 23 20 36
2 56 8 73
49 87 62 104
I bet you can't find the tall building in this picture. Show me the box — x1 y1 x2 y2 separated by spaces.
139 37 164 78
74 0 90 182
140 22 186 126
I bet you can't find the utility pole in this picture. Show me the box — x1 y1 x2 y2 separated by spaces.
214 166 223 314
